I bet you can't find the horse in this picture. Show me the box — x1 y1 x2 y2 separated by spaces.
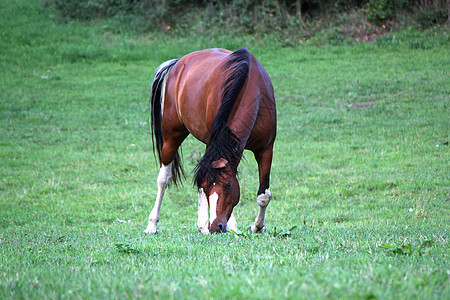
144 48 276 234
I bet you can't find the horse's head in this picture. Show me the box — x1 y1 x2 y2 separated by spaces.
202 158 240 233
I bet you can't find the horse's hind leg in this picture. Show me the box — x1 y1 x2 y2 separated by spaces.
251 143 274 233
144 130 188 234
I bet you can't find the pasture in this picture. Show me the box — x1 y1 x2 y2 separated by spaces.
1 0 448 299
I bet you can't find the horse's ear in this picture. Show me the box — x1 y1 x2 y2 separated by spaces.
212 158 228 169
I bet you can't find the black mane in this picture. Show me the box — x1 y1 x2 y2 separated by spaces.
194 48 250 188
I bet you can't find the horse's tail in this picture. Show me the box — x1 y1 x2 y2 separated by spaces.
150 58 184 185
194 48 250 188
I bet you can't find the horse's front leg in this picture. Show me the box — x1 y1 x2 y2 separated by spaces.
251 144 273 233
251 188 271 233
144 163 172 234
227 210 238 232
197 188 210 234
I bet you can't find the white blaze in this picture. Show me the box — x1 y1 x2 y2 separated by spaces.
209 192 219 224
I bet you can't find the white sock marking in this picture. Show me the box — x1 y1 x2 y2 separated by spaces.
197 188 210 234
227 210 238 232
257 188 271 207
144 163 172 234
251 188 271 233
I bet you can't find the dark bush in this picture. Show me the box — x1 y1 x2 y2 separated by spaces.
45 0 449 39
48 0 132 20
416 7 449 28
366 0 408 25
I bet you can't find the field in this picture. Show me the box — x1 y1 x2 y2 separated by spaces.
0 0 449 299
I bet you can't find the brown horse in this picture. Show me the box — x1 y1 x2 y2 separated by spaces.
144 48 276 234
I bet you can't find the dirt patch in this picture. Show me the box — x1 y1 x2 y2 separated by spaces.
348 101 375 108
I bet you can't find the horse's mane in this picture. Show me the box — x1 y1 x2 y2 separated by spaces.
194 48 250 188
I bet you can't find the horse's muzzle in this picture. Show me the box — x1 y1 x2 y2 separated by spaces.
210 222 227 233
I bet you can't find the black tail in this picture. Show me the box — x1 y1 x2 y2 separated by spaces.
150 58 184 185
194 48 250 188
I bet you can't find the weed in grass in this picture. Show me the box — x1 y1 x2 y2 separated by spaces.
270 226 298 238
378 239 435 256
115 243 140 255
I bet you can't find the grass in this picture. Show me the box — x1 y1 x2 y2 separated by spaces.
1 0 449 299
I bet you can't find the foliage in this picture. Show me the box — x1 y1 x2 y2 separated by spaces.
366 0 408 24
271 226 298 238
46 0 201 31
44 0 449 41
115 243 140 254
415 5 449 28
378 240 434 256
366 0 449 25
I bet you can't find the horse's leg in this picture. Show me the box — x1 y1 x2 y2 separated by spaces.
227 210 238 232
144 162 172 234
251 143 274 233
144 131 188 234
197 188 210 234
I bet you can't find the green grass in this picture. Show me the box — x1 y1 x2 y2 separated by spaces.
1 0 449 299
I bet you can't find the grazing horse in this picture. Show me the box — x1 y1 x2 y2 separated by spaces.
144 48 276 234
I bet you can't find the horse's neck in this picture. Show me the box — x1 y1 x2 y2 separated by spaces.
228 93 261 148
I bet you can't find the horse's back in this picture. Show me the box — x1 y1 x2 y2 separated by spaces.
164 49 231 142
165 48 276 151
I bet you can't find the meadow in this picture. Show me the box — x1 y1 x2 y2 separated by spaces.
0 0 448 299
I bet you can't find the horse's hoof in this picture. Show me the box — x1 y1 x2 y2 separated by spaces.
198 227 210 234
250 224 266 233
143 224 158 234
